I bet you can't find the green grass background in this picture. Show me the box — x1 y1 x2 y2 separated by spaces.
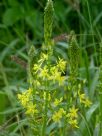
0 0 102 135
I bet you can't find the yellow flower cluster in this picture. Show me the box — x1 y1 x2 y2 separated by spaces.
69 119 79 128
77 82 92 108
17 88 38 116
33 53 67 86
52 108 66 122
78 91 92 108
40 53 49 61
53 97 63 107
17 88 32 107
66 106 79 128
52 106 79 128
39 66 49 79
56 57 67 73
17 49 93 131
26 103 38 115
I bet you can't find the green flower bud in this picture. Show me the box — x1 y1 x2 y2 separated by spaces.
44 0 54 46
68 31 80 77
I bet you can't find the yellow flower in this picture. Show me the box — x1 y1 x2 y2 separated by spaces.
50 66 66 85
57 58 66 73
69 119 79 128
50 66 58 75
27 88 33 96
26 103 38 115
79 93 85 103
41 53 48 60
66 106 78 118
39 66 49 79
78 91 92 107
18 93 29 107
83 98 92 107
59 108 66 115
50 69 60 80
52 108 66 122
33 63 41 72
17 88 32 107
66 106 79 128
52 111 62 122
38 53 49 63
53 97 63 107
54 71 65 86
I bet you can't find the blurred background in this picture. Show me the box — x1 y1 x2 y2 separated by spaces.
0 0 102 135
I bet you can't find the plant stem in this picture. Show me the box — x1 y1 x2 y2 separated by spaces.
42 82 48 136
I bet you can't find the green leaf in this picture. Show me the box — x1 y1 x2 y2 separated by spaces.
8 0 19 7
0 107 22 115
93 123 100 136
46 123 56 134
90 70 99 98
86 102 99 121
3 8 24 26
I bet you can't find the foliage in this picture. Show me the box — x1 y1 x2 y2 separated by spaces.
0 0 102 136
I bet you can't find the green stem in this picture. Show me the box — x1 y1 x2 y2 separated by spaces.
99 92 102 135
42 83 48 136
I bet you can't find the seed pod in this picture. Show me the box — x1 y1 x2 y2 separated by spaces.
44 0 54 46
11 55 27 69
